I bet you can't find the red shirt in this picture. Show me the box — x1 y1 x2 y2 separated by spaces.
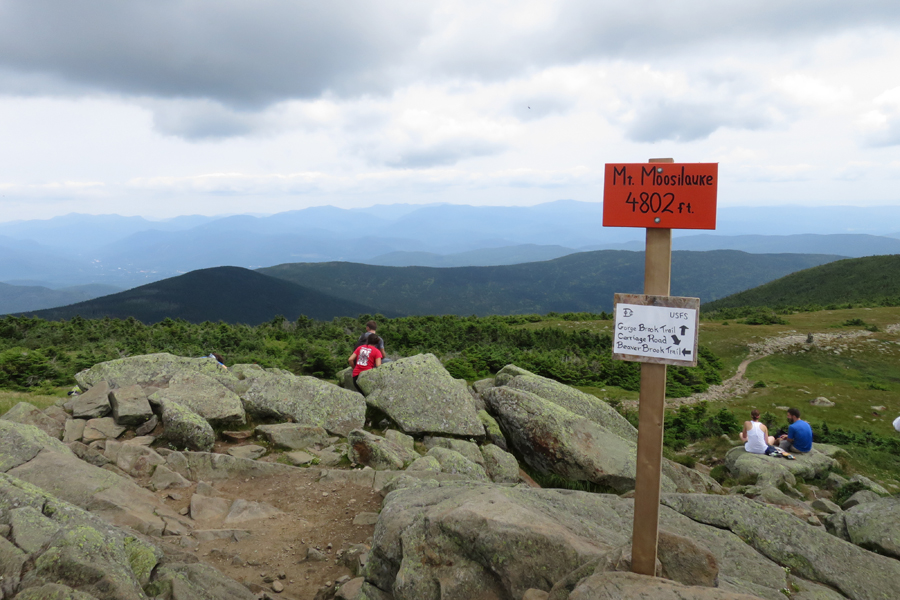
352 345 383 377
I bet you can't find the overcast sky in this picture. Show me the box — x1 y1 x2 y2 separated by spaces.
2 0 900 222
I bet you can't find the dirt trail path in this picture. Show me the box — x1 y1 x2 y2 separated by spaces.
662 328 883 409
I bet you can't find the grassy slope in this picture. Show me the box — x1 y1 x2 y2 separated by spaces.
261 250 842 316
703 254 900 310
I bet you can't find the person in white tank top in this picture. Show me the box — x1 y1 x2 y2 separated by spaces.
740 409 775 454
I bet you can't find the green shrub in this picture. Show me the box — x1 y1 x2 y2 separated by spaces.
709 465 728 483
673 454 696 469
741 310 788 325
663 402 740 450
832 481 869 506
752 380 767 388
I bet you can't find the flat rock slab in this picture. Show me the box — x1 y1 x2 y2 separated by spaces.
356 353 483 436
150 371 245 426
166 450 299 482
842 497 900 559
82 416 126 442
193 529 252 542
224 499 283 524
284 450 316 466
256 423 329 449
352 512 380 526
191 493 232 522
569 571 763 600
227 445 267 460
241 370 365 436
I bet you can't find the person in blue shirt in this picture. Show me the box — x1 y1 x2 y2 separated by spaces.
778 407 813 453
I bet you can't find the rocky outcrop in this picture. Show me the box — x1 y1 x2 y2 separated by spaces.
0 472 254 600
426 447 489 481
255 423 330 449
365 482 826 600
75 352 235 391
840 497 900 558
159 400 215 452
567 572 764 600
149 372 245 426
484 386 640 492
480 443 520 483
661 493 900 600
239 369 364 436
349 429 417 471
356 354 483 437
497 365 638 443
0 402 64 439
724 446 838 488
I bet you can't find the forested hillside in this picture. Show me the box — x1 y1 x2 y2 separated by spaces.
261 250 842 316
21 267 382 324
703 255 900 312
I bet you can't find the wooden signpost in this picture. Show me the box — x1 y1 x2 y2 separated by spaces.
603 158 718 576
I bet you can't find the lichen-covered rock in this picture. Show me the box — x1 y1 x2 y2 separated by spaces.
1 472 159 600
423 436 484 467
848 474 890 496
1 402 65 439
75 352 236 391
724 446 837 488
426 447 489 481
661 493 900 600
480 444 520 483
63 419 87 443
103 441 166 478
406 455 442 473
843 490 881 510
226 445 266 460
167 450 297 482
841 497 900 559
483 386 640 492
500 368 638 444
11 582 101 599
150 372 245 426
71 381 112 419
255 423 329 450
10 505 62 553
240 370 364 436
366 483 792 600
0 535 28 598
493 364 535 386
349 429 417 470
81 417 126 443
146 562 255 600
568 571 763 600
108 385 153 427
356 354 484 437
478 409 507 450
384 429 415 453
0 420 72 472
160 400 215 452
472 378 495 394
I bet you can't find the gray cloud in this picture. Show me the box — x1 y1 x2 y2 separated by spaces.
625 99 772 142
0 0 429 107
375 139 507 168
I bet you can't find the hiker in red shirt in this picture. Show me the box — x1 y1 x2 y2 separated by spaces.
348 335 383 392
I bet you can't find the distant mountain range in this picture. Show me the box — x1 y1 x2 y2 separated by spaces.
13 250 843 323
703 255 900 311
2 202 899 290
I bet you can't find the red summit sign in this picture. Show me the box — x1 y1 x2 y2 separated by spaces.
602 163 718 229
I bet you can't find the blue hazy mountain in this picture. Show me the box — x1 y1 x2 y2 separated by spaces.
2 201 899 293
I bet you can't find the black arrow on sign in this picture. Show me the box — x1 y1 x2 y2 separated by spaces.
679 325 689 335
681 349 692 356
671 334 681 345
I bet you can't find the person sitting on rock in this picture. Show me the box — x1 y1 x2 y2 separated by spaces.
349 334 383 392
355 320 385 353
740 409 775 454
206 352 227 370
777 407 812 454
